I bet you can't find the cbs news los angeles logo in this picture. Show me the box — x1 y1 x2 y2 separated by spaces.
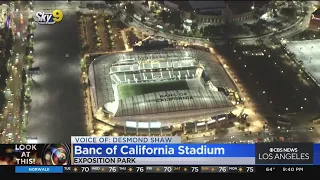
35 9 63 25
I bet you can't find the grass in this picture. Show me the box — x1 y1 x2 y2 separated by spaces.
117 80 189 99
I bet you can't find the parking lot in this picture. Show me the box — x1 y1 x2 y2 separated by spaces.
79 12 126 53
286 39 320 86
80 15 96 52
216 43 319 116
110 21 126 51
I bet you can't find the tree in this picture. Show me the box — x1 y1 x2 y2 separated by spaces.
141 15 146 23
24 97 32 104
30 22 36 30
125 3 135 16
25 55 34 66
160 10 169 23
28 17 34 23
0 91 5 111
81 44 89 52
80 59 87 72
82 82 88 90
126 16 133 23
199 27 204 34
168 12 182 29
115 10 121 17
191 22 198 31
190 13 197 21
27 40 34 48
22 69 27 84
150 6 157 13
280 8 296 20
20 85 25 112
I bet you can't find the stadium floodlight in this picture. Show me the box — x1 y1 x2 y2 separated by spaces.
150 122 161 128
126 121 137 128
197 122 205 126
138 122 149 128
27 139 38 143
208 119 216 124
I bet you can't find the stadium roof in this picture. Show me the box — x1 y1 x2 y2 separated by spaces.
88 50 236 111
313 8 320 15
107 89 233 117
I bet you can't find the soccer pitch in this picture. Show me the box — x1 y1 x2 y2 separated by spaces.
117 80 189 99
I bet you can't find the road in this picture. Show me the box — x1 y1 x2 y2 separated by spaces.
243 2 316 45
0 1 29 143
185 124 318 144
115 1 316 46
26 1 86 143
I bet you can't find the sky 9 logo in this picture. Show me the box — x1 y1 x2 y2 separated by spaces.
35 10 63 25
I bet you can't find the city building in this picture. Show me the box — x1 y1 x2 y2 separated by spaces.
88 49 237 135
0 4 9 29
161 1 269 25
0 4 11 57
308 8 320 31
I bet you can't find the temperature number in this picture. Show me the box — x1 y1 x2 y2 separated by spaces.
164 167 172 172
81 167 89 173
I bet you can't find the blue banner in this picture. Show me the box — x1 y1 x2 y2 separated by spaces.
313 144 320 165
72 144 255 157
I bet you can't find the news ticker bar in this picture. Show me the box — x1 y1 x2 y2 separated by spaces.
1 143 320 166
1 166 318 174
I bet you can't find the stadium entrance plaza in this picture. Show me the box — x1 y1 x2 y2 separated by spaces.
86 49 264 138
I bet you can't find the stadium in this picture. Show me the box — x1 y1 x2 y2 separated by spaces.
308 8 320 31
88 49 237 134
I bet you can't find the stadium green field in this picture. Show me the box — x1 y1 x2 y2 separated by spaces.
118 80 189 99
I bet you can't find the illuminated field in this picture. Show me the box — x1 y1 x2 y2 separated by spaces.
286 39 320 84
117 80 189 99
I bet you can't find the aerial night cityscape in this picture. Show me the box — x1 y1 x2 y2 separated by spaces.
0 0 319 144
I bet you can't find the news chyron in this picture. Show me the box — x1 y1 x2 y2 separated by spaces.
0 144 71 165
0 136 180 165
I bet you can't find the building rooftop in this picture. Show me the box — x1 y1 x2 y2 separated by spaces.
168 0 269 14
227 1 269 14
111 89 233 117
188 1 226 10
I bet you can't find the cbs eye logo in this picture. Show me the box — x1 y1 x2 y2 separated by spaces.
35 9 63 25
41 144 71 165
